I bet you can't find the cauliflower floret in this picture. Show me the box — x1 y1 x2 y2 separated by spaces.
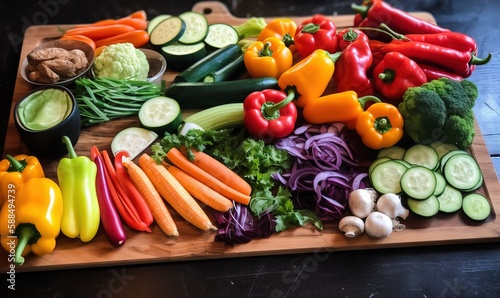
93 43 149 80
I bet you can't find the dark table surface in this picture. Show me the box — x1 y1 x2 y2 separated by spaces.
1 0 499 297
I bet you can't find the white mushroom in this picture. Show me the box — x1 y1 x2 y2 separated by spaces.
364 211 393 238
338 216 365 238
348 188 377 219
376 193 410 220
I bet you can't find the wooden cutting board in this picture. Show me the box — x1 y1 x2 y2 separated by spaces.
2 1 500 272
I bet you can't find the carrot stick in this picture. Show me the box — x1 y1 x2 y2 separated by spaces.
139 154 217 231
128 10 147 20
114 151 154 227
123 159 179 237
89 17 147 30
94 30 149 48
94 45 107 57
101 149 151 232
63 24 136 40
60 34 96 49
166 147 251 205
180 147 252 196
164 162 233 213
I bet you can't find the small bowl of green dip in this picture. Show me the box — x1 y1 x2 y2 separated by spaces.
14 85 81 158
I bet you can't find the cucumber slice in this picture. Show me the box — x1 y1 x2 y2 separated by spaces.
400 166 437 200
462 193 491 221
436 184 462 213
178 11 209 45
147 14 172 35
429 141 460 159
111 127 158 160
407 195 440 217
161 42 207 71
403 144 440 170
433 171 447 196
368 157 391 175
443 153 483 191
204 23 240 50
150 16 186 47
439 149 469 173
377 145 406 160
369 160 408 194
138 96 182 135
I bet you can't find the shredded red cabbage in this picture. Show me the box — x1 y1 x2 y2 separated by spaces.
214 202 275 246
274 123 372 220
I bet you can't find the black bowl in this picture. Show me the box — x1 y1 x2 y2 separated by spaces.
14 85 81 158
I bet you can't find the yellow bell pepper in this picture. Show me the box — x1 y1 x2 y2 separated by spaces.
0 154 45 206
257 18 297 51
0 177 63 265
244 37 293 79
355 102 405 150
278 49 340 108
302 90 381 129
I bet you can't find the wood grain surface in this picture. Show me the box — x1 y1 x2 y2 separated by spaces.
1 1 499 273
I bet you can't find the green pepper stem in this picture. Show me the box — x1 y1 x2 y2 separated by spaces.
282 33 294 47
301 23 320 34
351 3 370 18
329 52 342 63
6 154 27 173
470 52 492 65
375 117 392 134
259 42 273 57
358 95 382 110
61 135 77 159
378 69 396 83
14 224 37 265
262 90 295 120
378 23 409 41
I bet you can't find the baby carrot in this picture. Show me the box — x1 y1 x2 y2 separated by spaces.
139 154 217 231
123 159 179 237
94 30 150 48
164 162 233 213
166 147 251 205
63 24 136 40
180 147 252 196
60 34 96 49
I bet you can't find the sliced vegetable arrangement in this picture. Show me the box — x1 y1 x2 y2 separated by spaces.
2 0 496 264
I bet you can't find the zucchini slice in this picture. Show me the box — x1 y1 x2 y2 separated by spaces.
150 16 186 47
147 14 172 35
204 23 240 50
178 11 209 45
138 96 182 135
161 42 207 71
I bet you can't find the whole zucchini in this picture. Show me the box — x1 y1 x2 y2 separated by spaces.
164 77 279 109
173 43 242 83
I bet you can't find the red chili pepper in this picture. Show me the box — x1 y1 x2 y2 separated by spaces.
352 0 449 40
294 14 337 58
377 40 491 78
333 37 374 97
372 52 427 102
93 154 127 247
336 27 369 51
243 89 297 141
418 63 464 82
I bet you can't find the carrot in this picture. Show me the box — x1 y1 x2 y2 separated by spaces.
164 162 234 213
127 10 147 20
180 147 252 196
123 158 179 237
114 151 154 227
166 147 251 205
94 30 149 48
139 154 217 231
60 34 96 49
63 24 135 40
101 149 151 232
75 11 147 29
94 45 107 57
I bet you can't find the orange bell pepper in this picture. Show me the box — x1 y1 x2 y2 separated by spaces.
244 37 293 79
257 18 297 52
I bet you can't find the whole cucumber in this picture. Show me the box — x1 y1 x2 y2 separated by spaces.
165 77 279 109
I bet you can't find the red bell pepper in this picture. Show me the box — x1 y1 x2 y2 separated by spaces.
243 89 297 141
372 51 427 102
352 0 449 40
333 37 374 97
294 14 337 58
336 27 369 51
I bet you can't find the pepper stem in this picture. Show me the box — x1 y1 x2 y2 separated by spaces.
378 69 396 83
358 95 382 110
6 154 27 173
259 42 273 57
351 3 371 18
282 33 294 47
342 28 359 42
375 117 392 134
61 135 77 159
329 52 342 63
14 224 38 265
470 52 492 65
261 90 295 120
301 23 320 34
378 23 409 41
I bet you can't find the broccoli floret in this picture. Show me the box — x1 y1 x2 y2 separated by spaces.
420 77 478 116
398 78 479 149
93 43 149 81
442 110 475 149
398 87 447 145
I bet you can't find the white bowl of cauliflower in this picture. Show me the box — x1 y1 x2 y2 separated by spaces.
92 43 166 84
